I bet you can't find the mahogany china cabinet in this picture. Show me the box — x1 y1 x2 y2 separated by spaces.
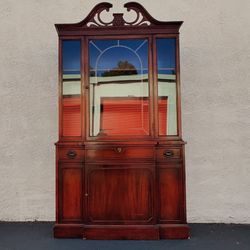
54 2 189 239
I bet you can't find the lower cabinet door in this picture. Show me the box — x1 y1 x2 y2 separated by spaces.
85 164 155 224
59 163 83 222
158 164 184 223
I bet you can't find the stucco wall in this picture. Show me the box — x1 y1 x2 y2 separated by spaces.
0 0 250 223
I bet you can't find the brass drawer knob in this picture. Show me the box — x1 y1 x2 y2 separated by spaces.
163 150 174 158
114 147 122 153
67 150 77 159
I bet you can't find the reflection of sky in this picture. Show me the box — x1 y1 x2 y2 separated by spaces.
89 39 148 76
62 40 81 74
61 39 176 75
157 38 176 74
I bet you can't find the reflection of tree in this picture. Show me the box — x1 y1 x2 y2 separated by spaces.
90 66 95 77
102 60 138 77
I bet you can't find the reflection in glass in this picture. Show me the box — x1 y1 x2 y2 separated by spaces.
62 40 81 136
156 38 177 135
89 39 149 137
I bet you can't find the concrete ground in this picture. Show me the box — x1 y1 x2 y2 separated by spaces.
0 223 249 250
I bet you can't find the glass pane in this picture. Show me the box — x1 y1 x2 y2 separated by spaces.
62 40 81 136
156 38 177 136
89 39 149 137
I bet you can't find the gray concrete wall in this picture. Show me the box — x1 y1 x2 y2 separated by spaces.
0 0 250 223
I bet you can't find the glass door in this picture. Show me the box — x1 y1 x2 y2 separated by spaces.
156 38 178 136
61 40 82 137
88 38 150 137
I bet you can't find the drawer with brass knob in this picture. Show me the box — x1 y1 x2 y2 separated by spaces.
156 147 182 162
86 146 154 162
58 148 84 162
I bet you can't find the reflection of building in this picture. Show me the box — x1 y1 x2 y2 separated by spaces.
62 74 81 95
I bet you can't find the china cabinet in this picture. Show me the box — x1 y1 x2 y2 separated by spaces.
54 2 189 239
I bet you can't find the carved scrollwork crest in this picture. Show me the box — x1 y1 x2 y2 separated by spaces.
86 3 113 27
79 2 162 28
55 2 183 33
123 2 151 26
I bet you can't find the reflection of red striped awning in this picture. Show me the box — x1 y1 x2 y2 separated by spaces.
62 97 81 137
159 97 168 136
100 97 167 136
100 98 149 136
62 96 168 137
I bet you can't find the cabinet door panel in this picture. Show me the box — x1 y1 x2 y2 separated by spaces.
60 165 83 222
86 165 154 224
159 165 183 222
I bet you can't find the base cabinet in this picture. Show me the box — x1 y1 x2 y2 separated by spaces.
55 143 189 239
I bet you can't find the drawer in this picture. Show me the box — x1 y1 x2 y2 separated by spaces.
58 148 84 161
156 148 182 162
86 146 154 162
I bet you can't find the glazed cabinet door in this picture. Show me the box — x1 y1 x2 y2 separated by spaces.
85 164 155 224
87 38 152 139
60 39 83 140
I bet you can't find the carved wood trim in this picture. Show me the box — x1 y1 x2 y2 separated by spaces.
55 2 183 33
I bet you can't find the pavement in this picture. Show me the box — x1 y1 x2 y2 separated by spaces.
0 223 249 250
